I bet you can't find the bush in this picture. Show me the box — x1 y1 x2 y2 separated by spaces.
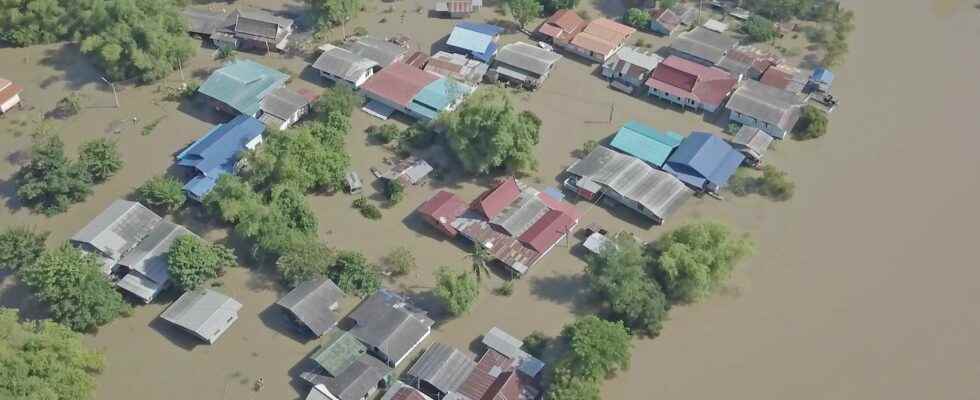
353 196 382 220
522 330 549 358
651 221 755 303
757 165 795 201
55 93 83 118
434 267 480 316
793 105 828 140
558 316 632 380
368 124 402 144
740 15 778 43
383 246 416 276
315 85 362 118
623 8 650 29
493 280 514 296
167 235 237 291
136 175 186 213
278 240 337 287
0 226 49 272
216 45 236 60
329 250 382 296
15 134 93 216
384 179 405 205
77 138 123 183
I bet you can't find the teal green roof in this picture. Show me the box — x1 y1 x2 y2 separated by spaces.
198 59 288 116
310 331 368 376
609 121 683 167
408 78 465 121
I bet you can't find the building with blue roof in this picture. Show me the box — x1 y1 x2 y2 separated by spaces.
662 132 745 192
177 115 266 200
446 22 503 62
808 68 834 92
198 59 289 117
406 78 471 121
609 121 683 167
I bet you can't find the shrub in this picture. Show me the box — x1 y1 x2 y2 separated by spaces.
136 175 186 213
329 250 381 296
0 226 49 272
51 93 82 119
383 246 416 276
352 197 382 220
623 8 650 29
15 134 93 215
434 267 480 316
167 235 238 291
384 179 405 205
522 330 549 358
740 15 778 43
77 138 123 183
757 165 795 201
368 124 401 144
278 240 337 287
793 105 828 140
493 280 514 296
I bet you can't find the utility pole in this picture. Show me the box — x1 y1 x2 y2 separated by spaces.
101 76 119 108
177 58 185 83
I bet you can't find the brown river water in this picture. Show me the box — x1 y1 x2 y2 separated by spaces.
1 0 979 399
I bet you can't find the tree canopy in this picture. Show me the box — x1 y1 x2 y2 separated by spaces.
442 88 541 175
0 308 105 400
540 0 579 14
793 105 829 140
546 364 601 400
729 166 795 201
15 134 93 215
135 175 186 214
77 138 123 183
167 235 237 291
277 239 337 287
0 0 71 46
328 250 381 296
245 123 350 194
305 0 361 27
585 234 670 336
434 267 480 317
0 226 48 272
20 245 130 332
651 221 755 303
558 316 632 381
508 0 543 30
623 8 650 29
740 15 778 43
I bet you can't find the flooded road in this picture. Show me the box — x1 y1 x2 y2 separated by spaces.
2 0 979 399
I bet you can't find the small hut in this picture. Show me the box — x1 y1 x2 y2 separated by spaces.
731 126 773 165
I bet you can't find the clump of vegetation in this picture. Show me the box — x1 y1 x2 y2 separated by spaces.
141 116 166 136
315 85 363 118
522 330 550 358
493 280 514 296
77 138 123 183
306 0 363 28
368 124 402 144
397 123 437 153
634 37 652 49
0 308 105 400
546 316 632 400
383 246 416 276
650 221 755 303
541 0 580 14
793 105 828 140
166 81 200 101
352 196 382 220
51 93 82 119
623 8 650 29
384 179 405 206
216 45 236 60
329 250 382 296
585 234 670 337
434 267 480 317
725 122 742 135
507 0 543 30
167 235 238 291
729 166 795 201
278 240 337 287
0 226 49 272
740 15 778 43
20 245 131 332
244 124 350 194
15 134 94 215
577 139 599 157
442 87 541 175
352 26 368 36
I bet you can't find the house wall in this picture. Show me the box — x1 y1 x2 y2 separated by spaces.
320 68 374 88
559 43 606 63
0 94 21 113
729 110 787 139
648 87 703 111
600 186 660 222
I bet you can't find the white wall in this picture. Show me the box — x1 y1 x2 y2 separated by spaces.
0 94 21 113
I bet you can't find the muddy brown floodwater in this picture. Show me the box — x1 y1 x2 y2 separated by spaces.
2 0 979 399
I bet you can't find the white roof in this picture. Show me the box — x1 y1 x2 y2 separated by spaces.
703 19 729 33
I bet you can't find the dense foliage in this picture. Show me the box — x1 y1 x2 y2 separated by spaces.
541 0 579 14
167 235 237 291
383 246 416 276
244 125 350 194
135 175 186 213
547 315 632 396
15 134 93 215
585 234 670 336
20 245 130 332
328 250 381 296
0 226 48 272
77 138 123 183
434 267 480 317
352 196 382 220
367 124 401 144
277 240 337 287
305 0 361 27
442 88 541 175
729 166 795 201
383 179 404 205
508 0 543 29
740 15 778 43
0 308 105 400
794 105 829 139
623 8 650 29
315 85 362 118
522 330 550 358
0 0 71 46
650 221 755 303
546 365 601 400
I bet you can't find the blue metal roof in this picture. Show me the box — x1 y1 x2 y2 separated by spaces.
609 121 683 167
663 132 744 189
198 59 288 116
184 175 219 201
456 21 504 36
177 115 264 198
810 68 834 84
447 22 502 60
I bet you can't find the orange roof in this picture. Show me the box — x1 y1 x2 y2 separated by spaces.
537 9 585 40
570 32 617 57
583 18 635 43
0 79 23 105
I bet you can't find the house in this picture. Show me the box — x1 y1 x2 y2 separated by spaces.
434 0 482 18
565 146 691 224
489 42 562 89
535 9 586 45
649 5 697 36
382 382 435 400
717 45 783 80
182 8 234 37
703 19 729 33
601 46 663 93
159 289 242 344
424 51 489 87
70 200 162 274
669 27 739 66
563 18 635 63
380 156 434 185
726 79 808 139
731 126 773 163
417 191 469 237
276 278 345 337
310 331 371 377
198 59 289 117
303 330 393 400
808 68 834 92
348 289 434 366
453 327 543 400
313 44 380 88
645 55 738 113
176 115 265 201
115 220 195 303
347 37 410 67
0 78 24 114
211 9 294 52
259 87 312 131
406 343 477 397
360 63 468 121
662 132 745 192
759 63 809 94
446 22 503 62
481 327 545 378
609 121 683 167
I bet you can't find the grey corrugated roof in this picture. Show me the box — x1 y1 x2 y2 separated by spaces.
605 46 662 72
260 87 310 120
671 27 738 64
347 37 408 67
116 221 195 302
490 188 549 237
323 353 392 400
727 80 807 130
276 278 345 336
567 146 692 221
482 327 524 359
160 289 242 344
406 343 476 394
235 10 292 39
182 9 232 35
493 42 561 77
313 45 379 82
732 126 772 159
71 200 162 262
349 289 433 364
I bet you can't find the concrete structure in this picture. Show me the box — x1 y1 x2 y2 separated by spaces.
446 22 503 62
176 115 265 200
562 18 635 63
535 9 586 45
160 289 242 344
348 289 434 366
601 46 662 93
648 5 697 36
313 44 380 88
669 27 739 66
276 278 345 337
0 78 24 114
259 87 312 130
198 59 288 117
663 132 745 192
645 56 738 113
490 42 562 89
727 79 809 139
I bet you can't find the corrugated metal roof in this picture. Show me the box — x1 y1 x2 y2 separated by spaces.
537 9 585 40
361 63 440 108
349 289 433 364
260 87 310 120
198 59 288 115
277 278 345 336
71 200 162 262
609 121 683 167
406 343 476 394
409 78 464 120
177 114 264 181
321 353 392 400
313 45 379 82
494 42 561 77
417 191 469 232
181 8 231 35
604 46 662 72
348 37 408 67
670 27 738 64
311 330 368 376
383 382 434 400
663 132 745 189
732 126 772 160
727 80 807 131
491 188 550 237
477 178 521 219
447 22 502 56
160 289 242 344
518 209 575 253
116 221 195 301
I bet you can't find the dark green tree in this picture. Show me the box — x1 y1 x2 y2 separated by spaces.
468 243 493 282
541 0 579 14
434 267 480 316
167 235 237 291
623 8 650 29
559 316 632 381
269 185 319 234
0 226 49 272
245 127 350 193
508 0 543 30
585 234 670 336
546 364 601 400
384 179 405 205
315 85 362 118
740 15 778 43
305 0 361 27
793 105 828 140
15 134 92 216
383 246 416 276
442 88 541 175
522 330 550 358
77 138 123 183
328 251 381 296
277 239 337 287
135 175 186 213
0 0 70 46
651 221 755 303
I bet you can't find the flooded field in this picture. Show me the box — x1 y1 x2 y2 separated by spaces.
2 0 980 399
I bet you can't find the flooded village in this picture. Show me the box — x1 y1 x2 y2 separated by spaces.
3 0 980 400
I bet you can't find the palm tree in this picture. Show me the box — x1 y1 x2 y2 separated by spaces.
468 243 492 283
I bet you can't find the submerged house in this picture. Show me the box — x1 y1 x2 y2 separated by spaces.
416 191 469 237
160 288 242 344
645 55 738 113
115 220 195 303
211 10 294 52
434 0 482 18
601 46 663 93
535 9 586 45
313 44 380 88
726 79 808 139
759 63 809 94
662 132 745 192
348 289 434 366
259 87 313 131
809 68 834 92
565 146 691 224
381 382 435 400
609 121 683 167
452 327 543 400
649 4 697 36
489 42 562 89
304 331 393 400
424 51 489 87
347 37 410 67
0 78 24 114
731 126 773 163
406 343 476 398
198 59 289 117
360 63 468 121
669 27 739 66
276 278 345 337
446 22 503 62
563 18 635 63
176 115 265 201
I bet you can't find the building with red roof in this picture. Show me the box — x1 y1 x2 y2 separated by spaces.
0 78 24 114
518 210 576 253
535 9 586 45
417 191 469 237
475 178 521 219
361 63 440 110
645 55 738 113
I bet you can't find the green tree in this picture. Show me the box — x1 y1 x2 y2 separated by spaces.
508 0 543 30
315 86 362 118
442 88 541 175
743 0 812 21
793 105 828 140
0 0 70 46
277 239 337 287
546 364 601 400
623 8 650 29
367 124 401 144
0 226 49 272
20 245 129 332
327 251 381 296
541 0 579 14
245 127 350 193
658 0 678 9
559 316 632 381
758 165 795 201
468 243 493 282
434 267 480 317
77 138 123 183
585 234 670 336
0 308 105 400
352 196 383 220
269 185 319 234
202 175 265 225
651 221 755 303
167 235 237 291
383 246 416 276
740 15 778 43
135 175 186 213
15 134 92 216
306 0 361 27
384 179 405 205
522 330 550 358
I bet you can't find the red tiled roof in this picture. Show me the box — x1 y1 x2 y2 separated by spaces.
360 62 440 107
0 79 23 105
536 191 580 222
477 178 521 219
458 350 514 400
418 191 468 233
651 8 681 30
537 9 586 40
645 56 736 108
518 210 575 253
759 66 793 90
